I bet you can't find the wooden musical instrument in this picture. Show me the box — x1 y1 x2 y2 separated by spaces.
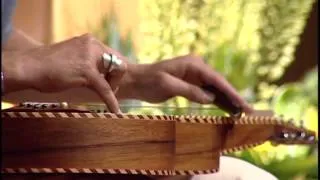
1 102 316 176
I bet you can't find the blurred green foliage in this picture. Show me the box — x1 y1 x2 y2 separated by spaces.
139 0 315 101
233 68 318 179
139 0 317 179
95 0 317 179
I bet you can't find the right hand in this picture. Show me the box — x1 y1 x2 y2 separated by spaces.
117 54 252 114
5 33 127 113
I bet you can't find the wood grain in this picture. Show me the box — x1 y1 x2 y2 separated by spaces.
2 117 222 172
174 122 222 170
2 118 175 170
223 124 275 150
2 118 174 152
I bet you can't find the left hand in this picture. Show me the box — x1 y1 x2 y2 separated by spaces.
117 54 252 114
3 33 128 113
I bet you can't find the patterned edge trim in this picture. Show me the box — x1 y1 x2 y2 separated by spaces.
1 111 174 121
1 111 290 126
1 168 219 175
1 111 312 175
175 115 283 125
2 111 314 151
221 141 266 155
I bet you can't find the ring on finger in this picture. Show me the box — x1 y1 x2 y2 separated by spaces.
102 53 122 73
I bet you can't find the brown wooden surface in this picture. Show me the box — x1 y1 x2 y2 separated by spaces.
2 117 221 171
224 124 275 150
2 174 192 180
2 174 153 180
3 110 314 176
174 122 222 170
2 118 174 170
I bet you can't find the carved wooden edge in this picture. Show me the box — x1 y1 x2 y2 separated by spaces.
2 111 313 175
0 111 276 155
1 111 288 126
3 111 314 149
221 141 265 154
1 111 174 121
1 168 218 176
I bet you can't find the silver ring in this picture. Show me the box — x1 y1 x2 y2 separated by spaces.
102 53 122 72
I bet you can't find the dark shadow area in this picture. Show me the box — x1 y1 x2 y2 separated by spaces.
276 1 318 85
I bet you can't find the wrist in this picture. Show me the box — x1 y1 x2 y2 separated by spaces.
116 63 148 99
2 51 37 94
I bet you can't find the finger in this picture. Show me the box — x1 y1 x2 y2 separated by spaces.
200 66 253 114
87 70 120 113
94 38 129 76
162 73 216 104
106 60 128 92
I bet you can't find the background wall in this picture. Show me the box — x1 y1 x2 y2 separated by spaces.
13 0 52 43
13 0 140 48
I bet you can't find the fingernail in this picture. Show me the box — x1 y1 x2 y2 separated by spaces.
244 105 254 114
116 109 123 114
203 91 215 103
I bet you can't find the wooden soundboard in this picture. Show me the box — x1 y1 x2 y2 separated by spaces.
1 102 317 176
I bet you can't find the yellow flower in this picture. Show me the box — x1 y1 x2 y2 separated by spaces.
303 106 318 136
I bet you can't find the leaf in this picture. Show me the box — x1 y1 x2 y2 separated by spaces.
272 84 308 119
302 106 318 136
235 150 257 164
265 155 318 178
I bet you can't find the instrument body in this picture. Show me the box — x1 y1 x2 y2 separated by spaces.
1 103 316 176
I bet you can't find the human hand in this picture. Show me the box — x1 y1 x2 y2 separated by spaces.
117 54 252 114
3 33 127 113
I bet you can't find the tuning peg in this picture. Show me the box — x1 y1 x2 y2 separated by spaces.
289 132 297 139
280 132 289 139
60 102 69 109
297 132 306 140
308 136 315 142
34 103 41 109
51 103 58 108
41 104 48 109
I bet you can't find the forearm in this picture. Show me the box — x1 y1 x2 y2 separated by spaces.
2 29 44 95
